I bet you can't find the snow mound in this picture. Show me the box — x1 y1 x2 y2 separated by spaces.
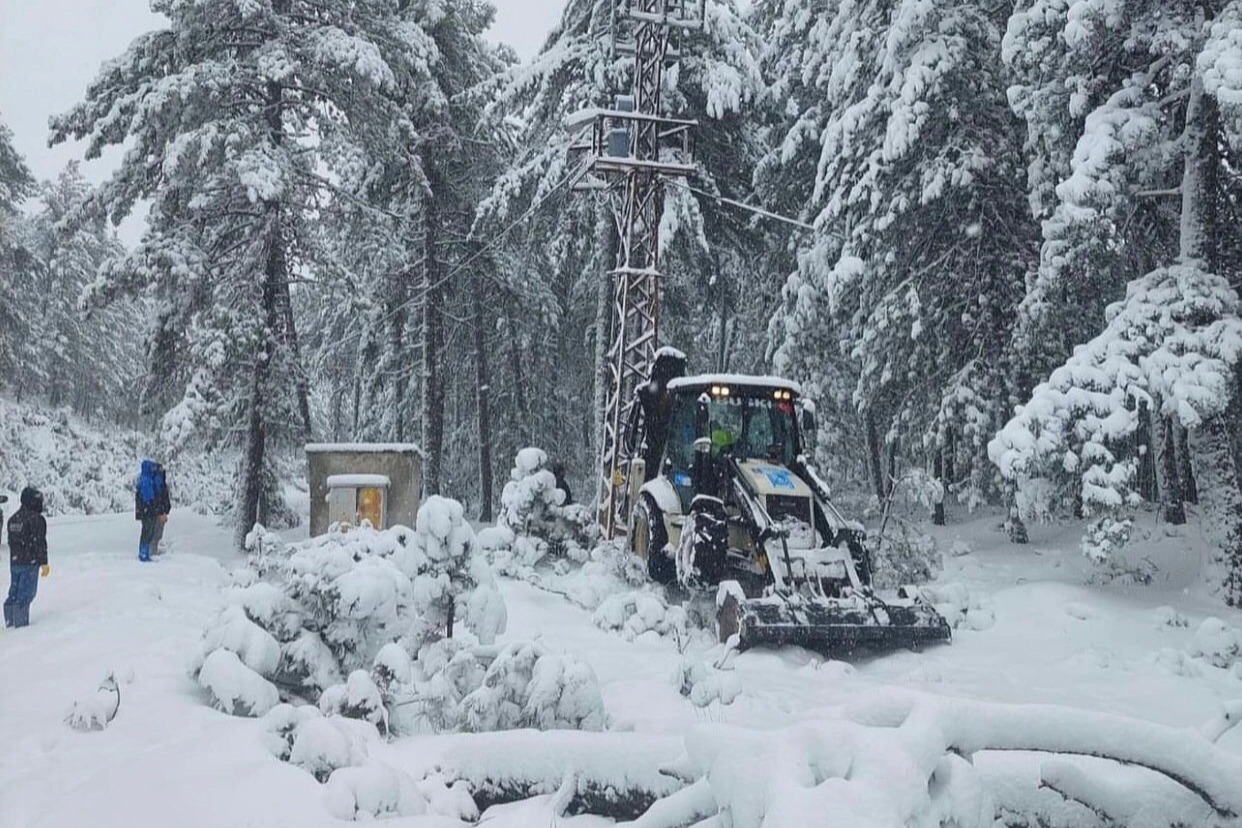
458 641 608 732
593 590 688 641
1149 647 1202 678
677 658 742 708
196 648 279 717
199 604 281 676
288 711 376 782
1153 605 1191 628
64 674 121 732
323 765 427 821
918 583 994 631
1191 617 1240 668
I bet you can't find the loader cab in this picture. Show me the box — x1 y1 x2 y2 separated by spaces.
661 377 804 512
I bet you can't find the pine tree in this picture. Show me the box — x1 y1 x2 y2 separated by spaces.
52 0 433 544
760 0 1036 505
995 0 1242 601
0 116 37 391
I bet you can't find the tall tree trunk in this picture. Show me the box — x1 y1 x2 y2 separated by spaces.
592 210 615 509
280 273 312 440
238 209 284 548
472 265 494 522
1136 402 1159 504
865 412 887 502
933 447 946 526
1160 416 1186 525
390 272 410 442
505 304 530 443
1180 424 1200 506
1193 417 1242 606
716 279 730 373
420 203 444 497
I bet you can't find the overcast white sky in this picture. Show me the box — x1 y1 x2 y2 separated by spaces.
0 0 562 240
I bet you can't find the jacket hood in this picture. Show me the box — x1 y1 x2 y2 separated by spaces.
141 459 160 476
20 487 43 513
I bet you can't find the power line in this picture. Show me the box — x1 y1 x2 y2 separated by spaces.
662 177 819 232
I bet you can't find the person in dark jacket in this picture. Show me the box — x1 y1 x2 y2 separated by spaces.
135 459 168 562
5 487 49 628
150 464 172 556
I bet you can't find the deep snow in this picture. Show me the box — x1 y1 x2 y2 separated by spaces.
1 507 1241 828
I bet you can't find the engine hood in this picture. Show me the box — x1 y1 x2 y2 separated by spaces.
736 459 813 499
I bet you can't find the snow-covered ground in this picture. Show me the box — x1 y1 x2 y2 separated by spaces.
2 508 1241 828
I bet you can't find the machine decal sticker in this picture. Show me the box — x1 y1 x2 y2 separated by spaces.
758 467 796 489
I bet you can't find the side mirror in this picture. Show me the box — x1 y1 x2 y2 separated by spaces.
0 494 7 504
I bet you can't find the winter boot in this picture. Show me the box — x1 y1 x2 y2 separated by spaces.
138 543 151 563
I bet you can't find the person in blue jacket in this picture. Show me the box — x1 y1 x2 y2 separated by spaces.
5 487 49 628
135 460 169 562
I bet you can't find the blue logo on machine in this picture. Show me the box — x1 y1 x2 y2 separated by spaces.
673 472 692 487
758 467 796 489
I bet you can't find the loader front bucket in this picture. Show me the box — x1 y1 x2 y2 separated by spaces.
717 591 951 654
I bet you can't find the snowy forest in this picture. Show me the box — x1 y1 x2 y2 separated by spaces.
3 0 1242 604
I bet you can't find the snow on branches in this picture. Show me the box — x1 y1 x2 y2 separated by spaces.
195 498 505 717
990 265 1242 558
480 447 596 574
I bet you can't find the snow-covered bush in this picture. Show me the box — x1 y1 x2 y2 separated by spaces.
64 674 121 732
196 648 279 717
457 641 607 733
1191 617 1241 668
485 447 597 574
918 583 995 631
677 658 741 708
197 498 505 723
871 519 942 588
593 590 688 641
1080 517 1133 565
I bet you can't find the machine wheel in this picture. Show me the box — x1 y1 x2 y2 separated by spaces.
631 494 674 583
716 586 747 648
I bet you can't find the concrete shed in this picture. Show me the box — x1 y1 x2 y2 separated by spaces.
305 443 422 536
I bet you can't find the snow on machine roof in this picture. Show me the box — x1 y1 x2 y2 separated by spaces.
667 374 802 394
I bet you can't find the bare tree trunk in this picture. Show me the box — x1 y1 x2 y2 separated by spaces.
865 412 887 502
1179 425 1199 504
390 272 410 442
1193 417 1242 606
420 205 444 497
716 278 729 373
933 447 946 526
1160 416 1185 525
472 266 494 522
505 304 530 442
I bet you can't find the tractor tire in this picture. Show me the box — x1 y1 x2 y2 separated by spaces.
631 494 674 584
716 586 748 648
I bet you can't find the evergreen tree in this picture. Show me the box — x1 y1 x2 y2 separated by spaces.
52 0 433 543
760 0 1036 506
0 116 37 391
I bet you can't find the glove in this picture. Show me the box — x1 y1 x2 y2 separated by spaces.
158 514 169 524
40 564 50 578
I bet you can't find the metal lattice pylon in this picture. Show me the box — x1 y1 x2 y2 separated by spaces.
568 0 704 538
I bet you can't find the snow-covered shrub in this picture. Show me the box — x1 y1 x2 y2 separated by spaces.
1191 617 1241 668
320 670 388 735
677 659 741 708
1153 605 1190 628
1080 517 1133 564
1150 647 1202 678
593 590 688 641
199 498 505 725
918 583 995 631
323 765 427 821
64 674 121 732
487 447 597 574
458 641 607 733
196 648 279 716
871 520 942 588
288 711 376 782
